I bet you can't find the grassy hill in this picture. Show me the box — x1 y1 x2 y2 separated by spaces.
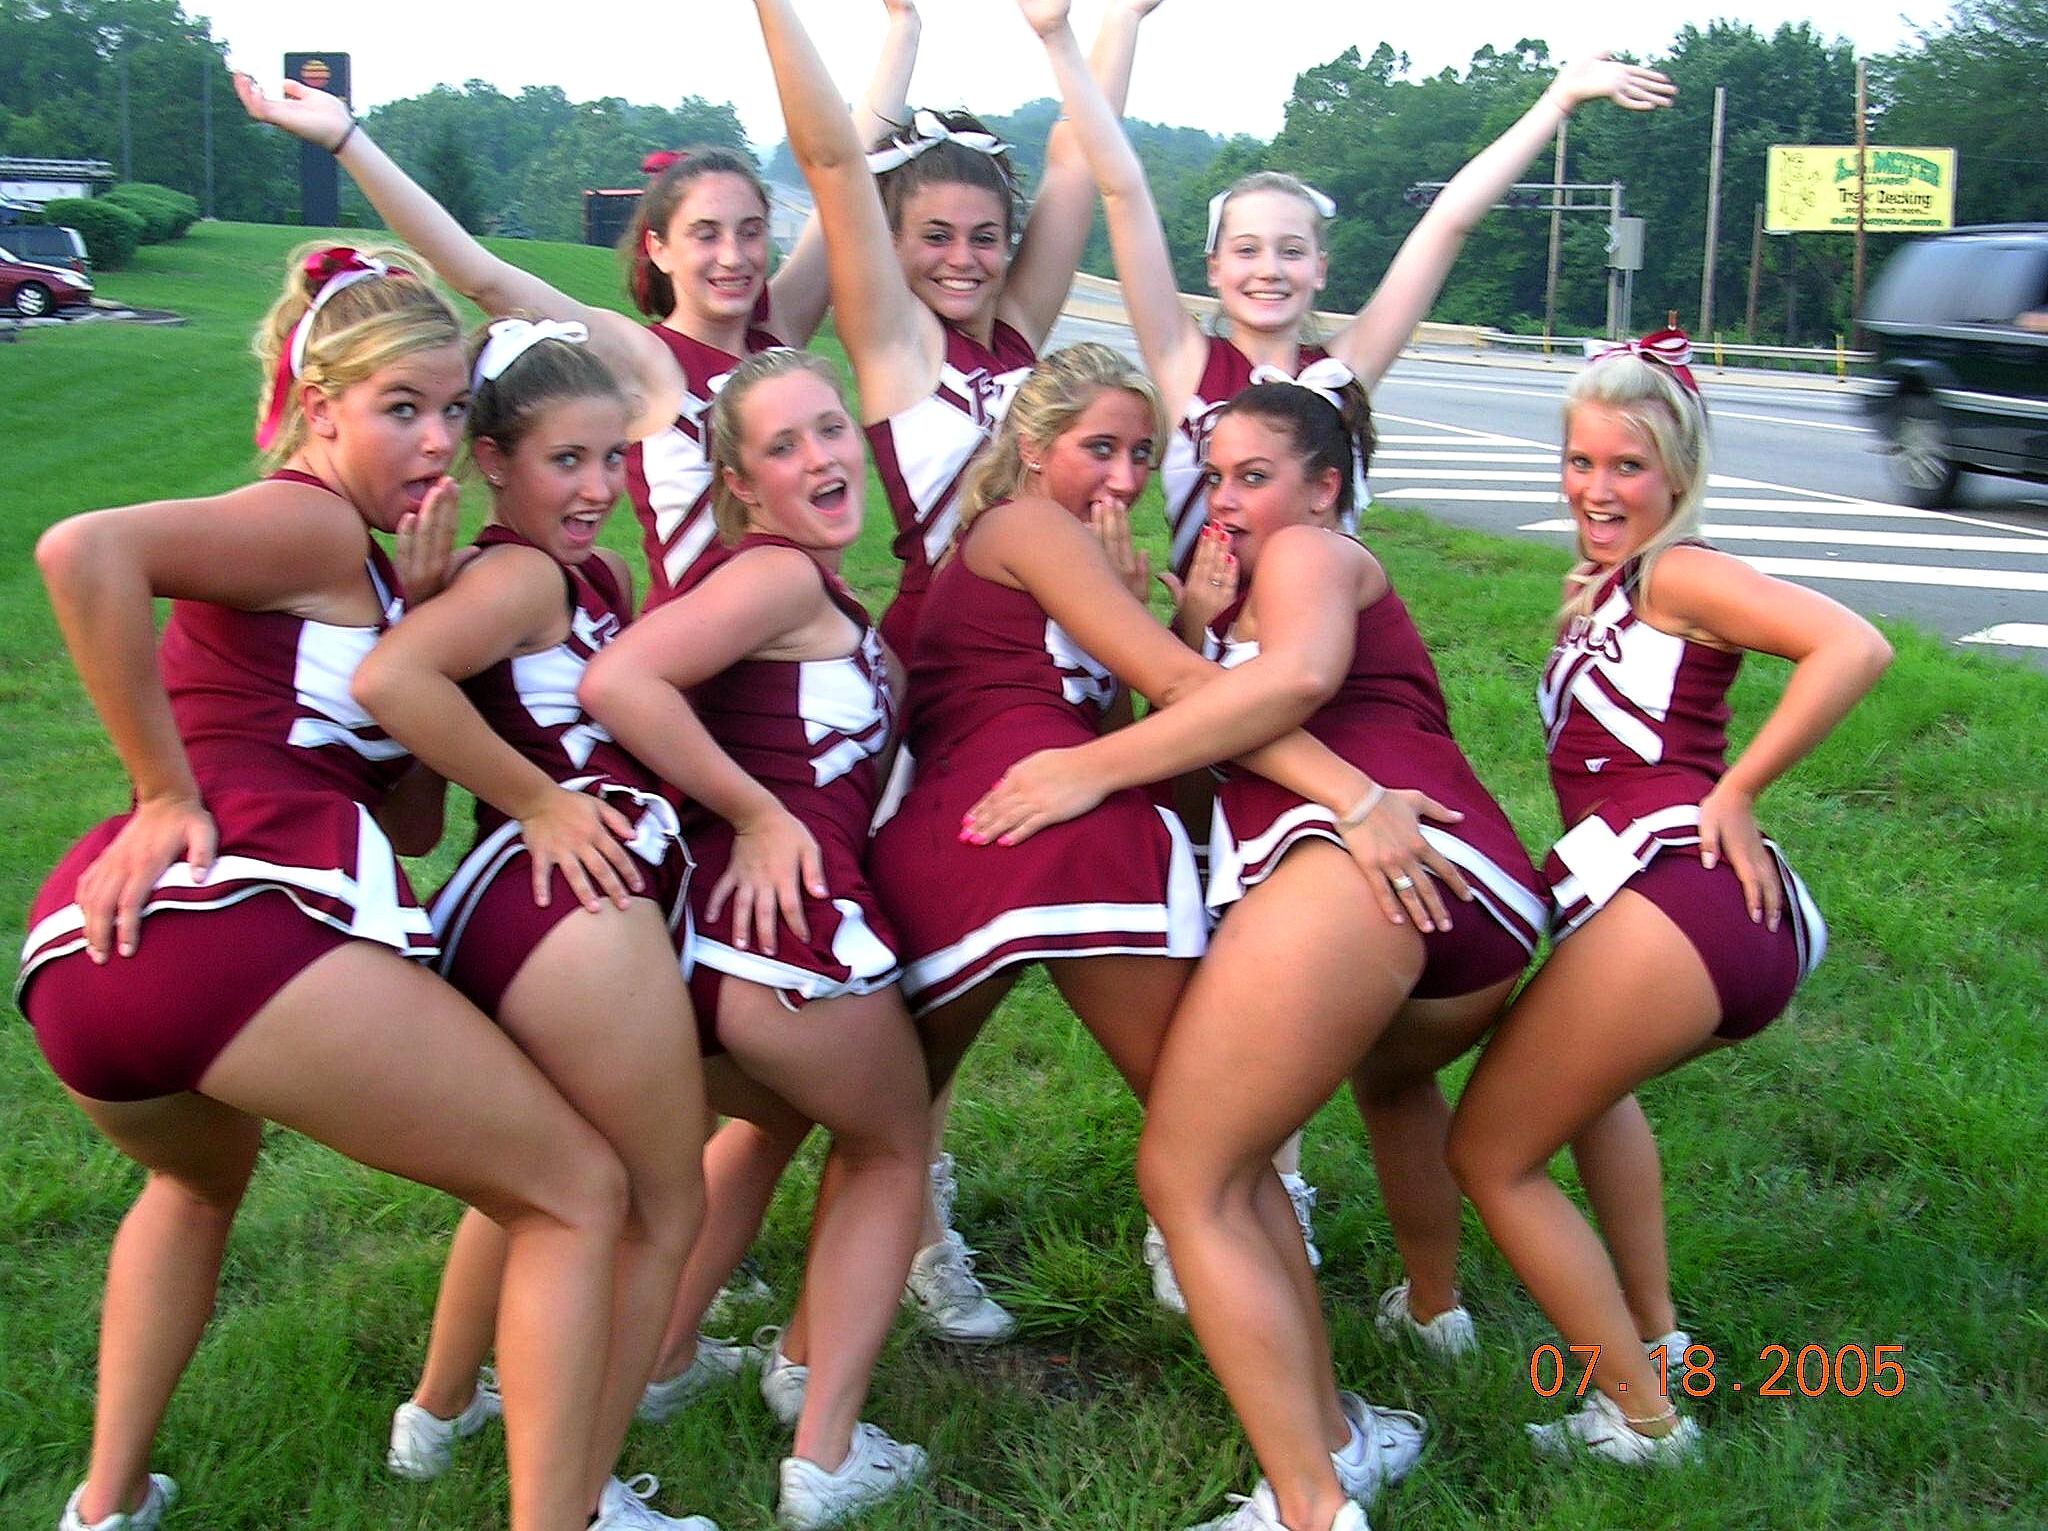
0 222 2041 1528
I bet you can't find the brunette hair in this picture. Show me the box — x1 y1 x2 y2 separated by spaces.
621 147 773 318
707 347 850 543
252 240 462 467
957 343 1164 536
1559 354 1710 618
871 109 1025 247
465 324 630 459
1215 374 1376 517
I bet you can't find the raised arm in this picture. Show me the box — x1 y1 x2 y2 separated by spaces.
1019 0 1207 408
768 0 924 346
1002 0 1167 349
752 0 936 418
1647 546 1892 929
234 75 683 438
1328 53 1675 387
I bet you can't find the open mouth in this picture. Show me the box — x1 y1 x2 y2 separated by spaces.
809 478 850 517
402 477 438 508
1579 508 1626 549
562 509 605 546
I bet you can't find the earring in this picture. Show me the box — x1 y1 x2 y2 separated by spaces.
488 475 503 487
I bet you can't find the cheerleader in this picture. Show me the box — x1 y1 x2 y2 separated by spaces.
965 377 1548 1531
579 349 932 1530
1445 339 1890 1461
19 244 631 1531
1017 0 1673 573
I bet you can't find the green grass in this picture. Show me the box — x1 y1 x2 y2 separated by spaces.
1 223 2044 1528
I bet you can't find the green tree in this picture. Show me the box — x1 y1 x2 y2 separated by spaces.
420 125 483 233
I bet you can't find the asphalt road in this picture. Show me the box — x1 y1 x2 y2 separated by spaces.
1050 314 2048 670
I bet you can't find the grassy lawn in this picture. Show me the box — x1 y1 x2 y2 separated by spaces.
0 222 2043 1529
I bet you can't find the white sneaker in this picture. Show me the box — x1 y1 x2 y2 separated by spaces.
775 1421 928 1528
1189 1481 1369 1531
904 1231 1017 1344
1331 1389 1426 1503
638 1334 753 1422
595 1473 721 1530
755 1324 809 1427
1142 1219 1188 1315
1373 1282 1478 1360
385 1374 502 1480
1278 1172 1323 1271
59 1474 177 1531
1646 1329 1690 1373
1526 1388 1702 1465
929 1151 959 1233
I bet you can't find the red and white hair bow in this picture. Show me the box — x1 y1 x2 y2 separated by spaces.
865 110 1010 174
1586 327 1699 395
257 246 411 449
1247 355 1356 413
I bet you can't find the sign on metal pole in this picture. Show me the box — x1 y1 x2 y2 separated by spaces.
285 52 352 227
1765 146 1956 233
1606 217 1645 271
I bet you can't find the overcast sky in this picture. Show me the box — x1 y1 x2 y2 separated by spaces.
196 1 1934 147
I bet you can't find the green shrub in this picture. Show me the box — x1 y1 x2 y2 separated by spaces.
39 197 145 269
106 182 200 242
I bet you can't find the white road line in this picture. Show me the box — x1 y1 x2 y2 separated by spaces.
1374 450 1558 463
1738 557 2048 593
1372 469 1564 482
1960 623 2048 648
1514 519 2048 555
1384 374 1876 431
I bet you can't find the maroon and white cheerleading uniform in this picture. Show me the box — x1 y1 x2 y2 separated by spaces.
671 534 900 1018
17 470 435 1102
1206 580 1546 999
627 314 782 608
1159 336 1367 577
428 527 691 1018
870 508 1207 1017
866 319 1036 660
1537 552 1825 1039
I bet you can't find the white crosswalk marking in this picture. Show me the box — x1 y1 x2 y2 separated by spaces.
1371 410 2048 651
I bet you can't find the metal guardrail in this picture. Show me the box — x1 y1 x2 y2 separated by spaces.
1468 328 1875 380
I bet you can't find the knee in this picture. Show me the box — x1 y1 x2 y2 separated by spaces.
144 1161 251 1224
1136 1122 1212 1221
1444 1114 1509 1203
626 1164 705 1260
524 1127 631 1237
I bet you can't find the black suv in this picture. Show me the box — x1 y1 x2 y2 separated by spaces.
1861 225 2048 507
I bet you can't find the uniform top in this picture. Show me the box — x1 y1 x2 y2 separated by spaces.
865 319 1036 631
903 504 1117 763
627 312 783 608
456 525 659 833
1537 551 1742 830
1208 580 1472 788
159 467 413 804
672 532 896 830
1160 335 1366 577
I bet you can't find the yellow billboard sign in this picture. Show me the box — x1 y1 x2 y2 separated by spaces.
1766 146 1956 233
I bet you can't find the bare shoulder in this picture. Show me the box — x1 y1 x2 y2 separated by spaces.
1258 524 1381 601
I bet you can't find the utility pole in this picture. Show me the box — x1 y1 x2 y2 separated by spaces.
118 52 133 180
1852 59 1869 341
1745 201 1764 337
1542 121 1567 343
202 57 215 218
1700 85 1726 335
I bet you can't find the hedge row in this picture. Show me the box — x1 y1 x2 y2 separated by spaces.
36 183 200 271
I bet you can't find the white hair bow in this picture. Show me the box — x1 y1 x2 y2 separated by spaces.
471 319 590 389
1247 356 1356 413
1205 182 1337 254
288 257 399 379
865 109 1011 174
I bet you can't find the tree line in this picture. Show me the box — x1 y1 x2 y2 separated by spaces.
4 0 2042 344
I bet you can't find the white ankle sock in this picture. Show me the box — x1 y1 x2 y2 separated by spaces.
1333 1414 1369 1469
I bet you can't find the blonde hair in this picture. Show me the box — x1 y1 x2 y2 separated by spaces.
706 348 849 544
252 240 463 468
1211 171 1332 251
956 343 1166 538
1560 354 1709 619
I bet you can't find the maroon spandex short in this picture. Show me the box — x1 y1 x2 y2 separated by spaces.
22 893 354 1102
1625 852 1802 1039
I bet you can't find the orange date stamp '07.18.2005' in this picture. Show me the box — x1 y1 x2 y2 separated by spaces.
1527 1343 1908 1402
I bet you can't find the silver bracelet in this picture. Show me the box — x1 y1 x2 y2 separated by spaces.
1334 782 1386 830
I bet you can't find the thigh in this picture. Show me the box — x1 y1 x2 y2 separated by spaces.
1146 843 1424 1172
716 982 931 1146
198 942 616 1223
1045 954 1192 1098
914 972 1017 1094
1354 978 1517 1103
1451 890 1723 1177
497 900 705 1181
69 1088 265 1207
